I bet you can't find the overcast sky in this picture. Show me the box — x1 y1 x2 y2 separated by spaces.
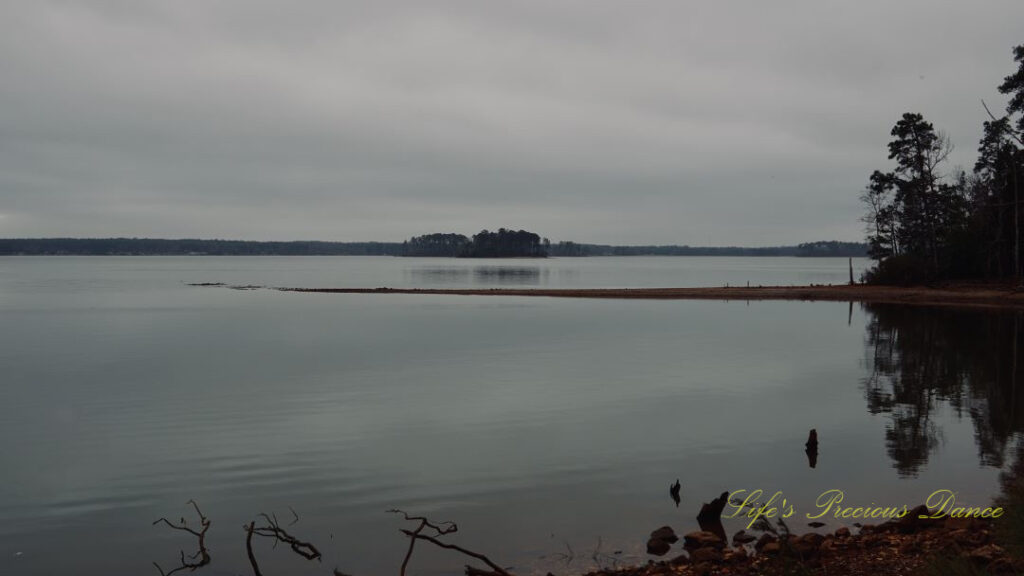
1 1 1022 245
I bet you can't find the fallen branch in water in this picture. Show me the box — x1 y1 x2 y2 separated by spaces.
244 509 322 576
151 500 211 576
245 522 262 576
389 509 512 576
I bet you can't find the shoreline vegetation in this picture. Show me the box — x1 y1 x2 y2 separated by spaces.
273 283 1024 309
855 44 1024 286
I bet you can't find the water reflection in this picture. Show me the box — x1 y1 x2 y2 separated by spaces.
805 446 818 469
407 266 545 286
996 443 1024 556
406 267 471 283
473 266 544 285
860 303 1024 477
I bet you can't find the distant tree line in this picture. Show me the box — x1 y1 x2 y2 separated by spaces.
0 238 405 256
862 43 1024 284
547 240 866 257
401 233 469 257
794 241 869 257
0 237 866 257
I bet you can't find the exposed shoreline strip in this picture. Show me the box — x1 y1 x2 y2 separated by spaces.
276 284 1024 309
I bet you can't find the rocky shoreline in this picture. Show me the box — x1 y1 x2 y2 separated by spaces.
584 508 1021 576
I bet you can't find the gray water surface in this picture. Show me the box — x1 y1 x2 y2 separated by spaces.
0 256 1018 576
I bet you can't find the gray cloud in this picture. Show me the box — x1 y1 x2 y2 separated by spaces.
1 1 1022 244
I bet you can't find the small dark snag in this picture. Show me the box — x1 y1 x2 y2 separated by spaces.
805 429 818 449
805 429 819 468
696 492 729 543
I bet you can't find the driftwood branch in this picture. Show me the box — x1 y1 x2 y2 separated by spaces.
244 509 322 576
388 509 457 576
245 522 263 576
399 531 510 576
151 500 211 576
251 512 322 559
389 509 511 576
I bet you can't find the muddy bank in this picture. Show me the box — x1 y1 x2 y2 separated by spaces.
276 284 1024 309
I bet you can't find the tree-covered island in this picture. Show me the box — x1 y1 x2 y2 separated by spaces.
402 229 548 257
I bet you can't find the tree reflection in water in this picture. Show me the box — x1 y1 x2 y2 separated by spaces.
996 442 1024 557
861 303 1023 477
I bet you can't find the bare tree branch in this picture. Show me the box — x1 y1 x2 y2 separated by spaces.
151 500 211 576
245 521 263 576
387 509 457 576
253 514 321 559
389 509 512 576
398 530 511 576
244 509 322 576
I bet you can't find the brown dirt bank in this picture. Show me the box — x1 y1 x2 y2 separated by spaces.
277 284 1024 309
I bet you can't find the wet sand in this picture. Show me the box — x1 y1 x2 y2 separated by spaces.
277 284 1024 309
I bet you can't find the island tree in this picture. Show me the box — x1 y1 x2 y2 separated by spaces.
458 228 547 258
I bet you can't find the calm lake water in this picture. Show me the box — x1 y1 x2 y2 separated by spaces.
0 256 1020 576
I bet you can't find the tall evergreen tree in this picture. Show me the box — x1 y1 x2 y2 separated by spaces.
973 117 1021 279
994 44 1024 283
1000 45 1024 135
862 113 967 281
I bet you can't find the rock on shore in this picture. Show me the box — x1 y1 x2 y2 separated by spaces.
579 514 1022 576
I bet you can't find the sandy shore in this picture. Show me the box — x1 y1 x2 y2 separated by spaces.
277 284 1024 309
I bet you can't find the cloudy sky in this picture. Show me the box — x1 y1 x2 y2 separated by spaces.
1 1 1022 245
